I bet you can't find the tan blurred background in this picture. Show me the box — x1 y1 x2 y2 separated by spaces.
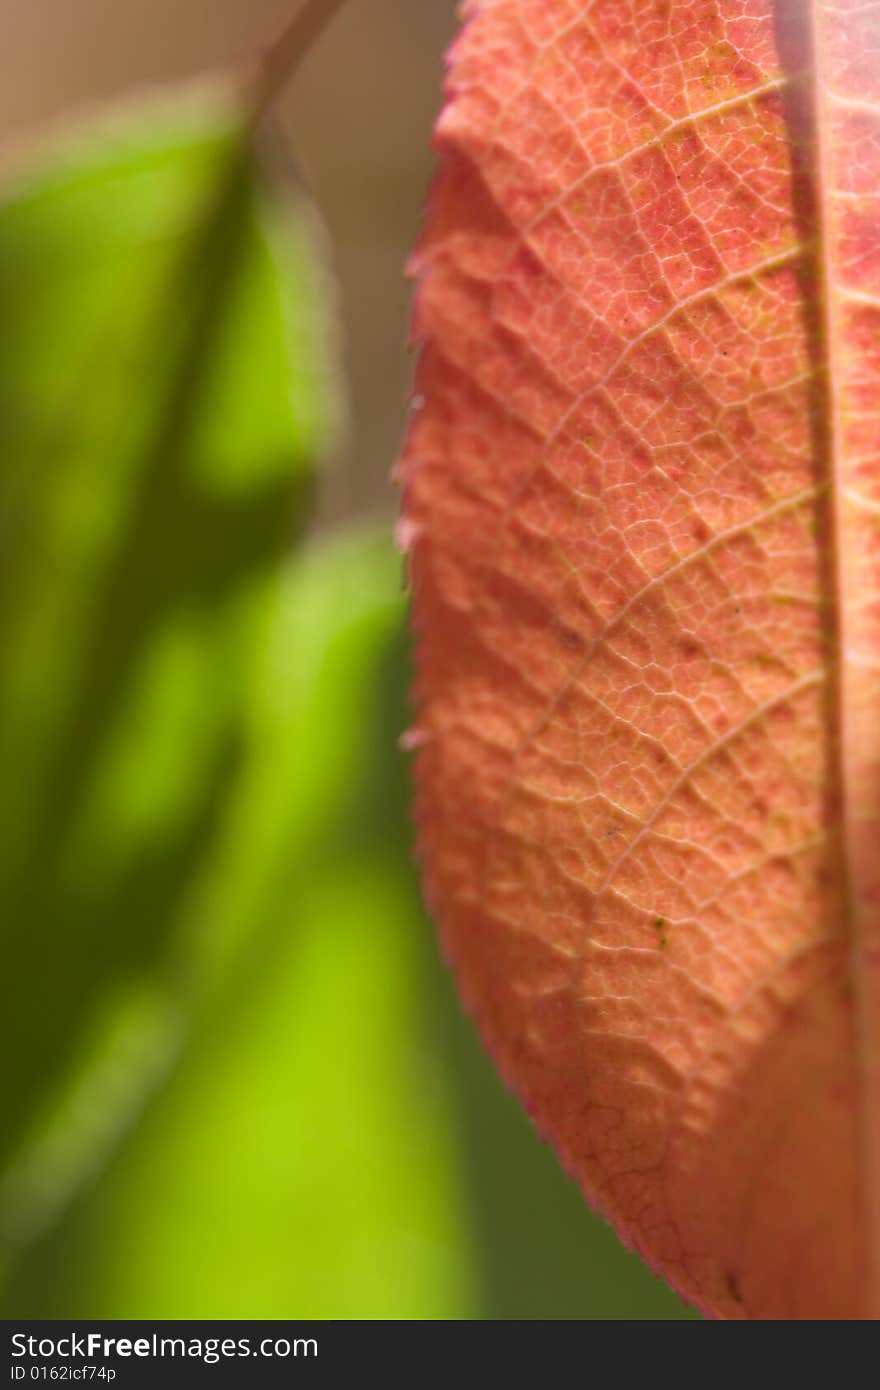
0 0 459 521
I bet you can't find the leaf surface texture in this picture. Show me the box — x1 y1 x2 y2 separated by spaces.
402 0 880 1319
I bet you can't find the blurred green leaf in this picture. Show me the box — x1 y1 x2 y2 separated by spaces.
2 527 694 1319
0 85 336 1258
2 528 478 1319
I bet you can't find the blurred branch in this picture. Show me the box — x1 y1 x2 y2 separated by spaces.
248 0 350 121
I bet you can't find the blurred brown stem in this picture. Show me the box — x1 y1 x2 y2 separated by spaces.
248 0 350 120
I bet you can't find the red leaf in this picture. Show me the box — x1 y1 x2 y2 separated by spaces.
399 0 880 1320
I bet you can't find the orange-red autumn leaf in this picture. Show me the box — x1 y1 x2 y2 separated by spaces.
400 0 880 1320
